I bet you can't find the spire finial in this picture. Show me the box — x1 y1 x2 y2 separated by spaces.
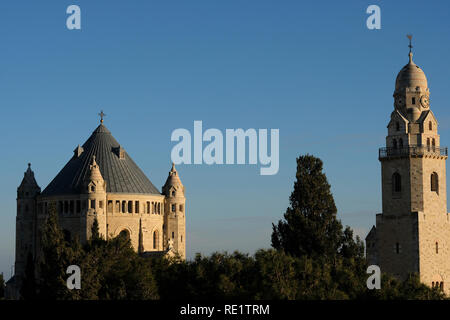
28 163 31 169
98 110 106 124
407 34 413 52
407 34 413 62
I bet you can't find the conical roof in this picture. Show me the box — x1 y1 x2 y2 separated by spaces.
42 124 160 196
18 163 40 189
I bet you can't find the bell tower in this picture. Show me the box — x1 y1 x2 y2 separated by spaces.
367 37 450 292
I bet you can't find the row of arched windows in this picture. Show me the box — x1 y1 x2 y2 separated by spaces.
392 172 439 194
432 281 444 291
107 200 162 214
119 229 161 250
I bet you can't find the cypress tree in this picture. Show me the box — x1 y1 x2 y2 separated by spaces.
272 154 343 259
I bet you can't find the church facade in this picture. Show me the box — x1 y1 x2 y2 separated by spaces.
366 46 450 293
7 119 186 298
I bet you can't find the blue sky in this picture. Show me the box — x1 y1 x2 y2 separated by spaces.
1 0 450 278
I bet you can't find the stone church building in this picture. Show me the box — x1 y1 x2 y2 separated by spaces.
6 118 186 298
366 45 450 293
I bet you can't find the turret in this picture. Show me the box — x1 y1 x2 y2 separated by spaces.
83 155 107 241
15 163 41 277
162 163 186 259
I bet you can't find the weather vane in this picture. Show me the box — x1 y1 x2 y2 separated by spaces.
407 34 413 53
98 110 106 124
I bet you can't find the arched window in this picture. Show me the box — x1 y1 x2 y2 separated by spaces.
427 138 431 151
432 138 436 152
393 139 398 149
436 242 439 254
396 242 400 254
396 121 400 131
429 121 433 131
392 172 401 193
431 172 439 193
128 201 133 213
440 282 444 291
399 138 403 148
107 200 113 213
153 230 159 250
122 201 126 213
119 229 130 240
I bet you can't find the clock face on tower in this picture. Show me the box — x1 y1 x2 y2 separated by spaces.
420 95 430 108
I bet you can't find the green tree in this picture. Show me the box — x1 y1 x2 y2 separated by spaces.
364 273 445 300
271 155 367 299
36 208 158 300
37 204 81 299
272 155 347 259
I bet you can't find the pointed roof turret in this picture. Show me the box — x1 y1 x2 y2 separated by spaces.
19 163 39 188
18 163 41 197
87 155 103 182
162 163 184 196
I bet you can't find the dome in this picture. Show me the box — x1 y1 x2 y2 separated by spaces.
41 123 161 196
395 52 428 92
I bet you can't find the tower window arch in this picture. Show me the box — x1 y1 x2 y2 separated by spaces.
432 138 436 152
412 97 416 105
427 138 431 151
431 172 439 193
393 139 398 149
429 121 433 131
436 242 439 254
392 172 401 193
399 138 403 148
395 121 400 131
